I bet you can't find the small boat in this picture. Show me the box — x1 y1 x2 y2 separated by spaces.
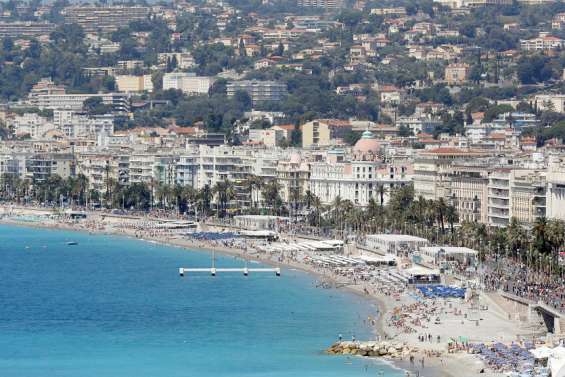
66 241 78 246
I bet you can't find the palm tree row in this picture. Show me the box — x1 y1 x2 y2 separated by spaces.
1 173 96 206
458 216 565 275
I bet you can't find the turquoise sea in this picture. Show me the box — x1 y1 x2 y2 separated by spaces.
0 224 403 377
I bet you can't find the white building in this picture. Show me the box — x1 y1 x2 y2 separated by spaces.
248 128 285 147
157 52 195 69
488 168 546 227
53 110 114 138
30 92 130 113
533 94 565 114
9 113 54 139
546 157 565 221
309 130 411 207
162 73 215 95
365 234 429 255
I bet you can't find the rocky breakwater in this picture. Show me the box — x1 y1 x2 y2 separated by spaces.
326 341 415 359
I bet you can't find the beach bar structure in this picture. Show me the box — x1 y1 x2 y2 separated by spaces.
404 265 441 284
64 209 87 219
364 234 429 255
357 254 397 266
419 246 478 267
233 215 289 231
240 230 278 241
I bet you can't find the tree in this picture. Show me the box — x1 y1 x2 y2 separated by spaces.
435 198 447 233
533 217 551 256
213 179 235 218
198 184 212 217
275 42 284 57
261 180 282 215
50 23 86 53
445 205 458 235
516 55 553 84
83 97 111 115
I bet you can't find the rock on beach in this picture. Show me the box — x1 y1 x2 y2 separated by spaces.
326 341 415 359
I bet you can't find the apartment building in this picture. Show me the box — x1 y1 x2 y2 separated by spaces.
445 63 469 85
175 145 285 206
510 170 546 225
30 93 130 114
448 164 489 224
520 33 565 52
226 80 287 105
301 119 352 148
488 169 546 227
276 153 310 204
25 153 76 183
158 52 195 70
129 153 178 186
532 94 565 114
77 153 115 193
413 148 492 201
0 21 55 37
162 73 215 95
53 110 115 138
29 78 66 99
61 6 151 33
297 0 344 9
115 75 154 93
9 113 54 139
546 157 565 221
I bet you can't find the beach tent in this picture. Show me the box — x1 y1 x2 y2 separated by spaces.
531 346 554 360
548 346 565 377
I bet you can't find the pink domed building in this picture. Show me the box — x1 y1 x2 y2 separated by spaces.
353 130 382 161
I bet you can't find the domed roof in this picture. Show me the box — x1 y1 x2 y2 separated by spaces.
353 129 380 155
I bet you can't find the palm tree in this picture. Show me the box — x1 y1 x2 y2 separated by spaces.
445 205 458 235
377 184 387 207
289 187 302 220
304 190 315 209
213 179 235 218
245 175 264 210
435 198 447 234
172 184 185 214
546 219 565 273
70 174 89 206
261 179 282 215
309 194 322 227
532 217 550 256
198 184 213 217
182 185 198 215
332 195 342 228
506 217 527 258
103 160 113 208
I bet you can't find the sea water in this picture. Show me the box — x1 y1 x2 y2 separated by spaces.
0 225 403 377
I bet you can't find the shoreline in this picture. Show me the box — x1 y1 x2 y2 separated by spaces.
0 208 505 377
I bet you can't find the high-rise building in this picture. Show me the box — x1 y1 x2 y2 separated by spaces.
61 6 151 33
297 0 344 10
115 75 154 93
0 21 56 37
163 73 215 95
226 80 287 106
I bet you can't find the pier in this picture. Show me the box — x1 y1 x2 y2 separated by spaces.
179 267 281 277
178 250 281 277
